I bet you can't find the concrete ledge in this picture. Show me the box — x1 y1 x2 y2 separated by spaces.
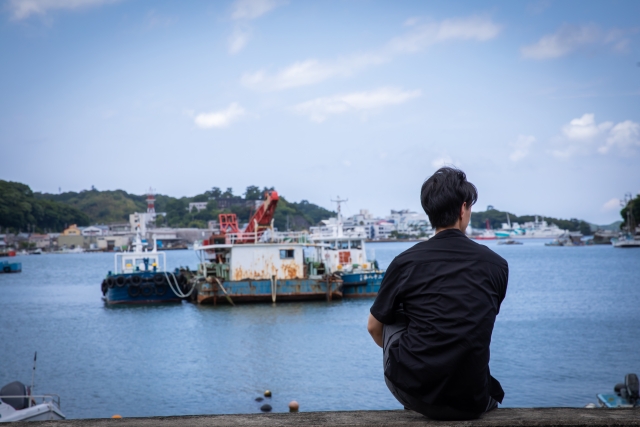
13 408 640 427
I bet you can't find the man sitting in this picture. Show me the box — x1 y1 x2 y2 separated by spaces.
367 167 508 420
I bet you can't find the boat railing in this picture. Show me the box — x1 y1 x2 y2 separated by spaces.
1 394 61 409
309 230 368 240
224 231 311 245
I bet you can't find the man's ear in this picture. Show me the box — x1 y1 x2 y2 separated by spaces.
459 202 467 219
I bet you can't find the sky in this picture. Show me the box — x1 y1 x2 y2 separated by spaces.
1 0 639 224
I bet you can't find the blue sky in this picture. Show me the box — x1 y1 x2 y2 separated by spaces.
1 0 638 224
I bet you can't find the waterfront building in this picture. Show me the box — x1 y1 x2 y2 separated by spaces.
61 224 81 236
81 226 107 236
96 235 130 251
340 209 433 240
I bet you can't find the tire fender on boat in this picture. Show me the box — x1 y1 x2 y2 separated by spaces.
101 280 108 295
131 275 142 285
115 276 126 287
141 284 154 297
128 285 141 298
154 274 165 285
107 277 116 288
155 284 167 296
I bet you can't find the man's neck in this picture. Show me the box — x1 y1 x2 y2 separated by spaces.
435 223 464 235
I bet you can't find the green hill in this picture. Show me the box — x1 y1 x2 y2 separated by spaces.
30 185 334 231
0 180 90 233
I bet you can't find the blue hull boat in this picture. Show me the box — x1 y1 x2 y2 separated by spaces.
1 261 21 273
102 272 185 304
340 271 385 297
195 277 342 305
101 232 192 305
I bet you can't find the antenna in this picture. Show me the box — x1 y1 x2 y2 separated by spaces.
331 196 348 237
331 196 348 218
30 351 37 405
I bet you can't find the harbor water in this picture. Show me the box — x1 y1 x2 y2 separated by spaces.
1 241 639 419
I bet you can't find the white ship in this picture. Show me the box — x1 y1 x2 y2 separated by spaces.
519 216 565 239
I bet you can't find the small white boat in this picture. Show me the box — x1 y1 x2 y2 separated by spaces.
0 353 65 422
612 234 640 248
0 383 65 422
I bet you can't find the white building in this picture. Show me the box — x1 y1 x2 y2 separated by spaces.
188 202 209 212
81 226 106 236
340 208 432 239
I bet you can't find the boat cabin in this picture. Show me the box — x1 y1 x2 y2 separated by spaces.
114 251 165 274
310 225 375 273
196 231 324 281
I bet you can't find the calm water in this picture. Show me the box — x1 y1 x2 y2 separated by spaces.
1 241 639 419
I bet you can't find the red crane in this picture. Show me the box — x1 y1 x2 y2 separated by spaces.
215 190 280 243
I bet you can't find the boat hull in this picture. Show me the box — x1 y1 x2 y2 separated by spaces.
103 273 183 305
0 261 22 273
340 271 385 297
194 278 342 305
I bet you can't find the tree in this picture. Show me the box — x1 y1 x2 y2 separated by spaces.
620 194 640 231
221 187 234 198
206 187 222 199
244 185 262 200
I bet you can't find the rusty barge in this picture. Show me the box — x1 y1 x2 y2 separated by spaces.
187 190 342 305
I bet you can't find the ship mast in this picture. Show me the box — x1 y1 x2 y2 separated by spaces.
331 196 348 237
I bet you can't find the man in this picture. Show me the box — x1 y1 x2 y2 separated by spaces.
367 167 508 420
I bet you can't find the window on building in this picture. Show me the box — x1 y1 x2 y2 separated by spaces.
279 249 295 259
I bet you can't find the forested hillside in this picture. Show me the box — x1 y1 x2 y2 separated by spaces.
32 185 335 231
0 180 90 232
471 208 593 235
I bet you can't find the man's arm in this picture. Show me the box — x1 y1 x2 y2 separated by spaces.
367 313 384 348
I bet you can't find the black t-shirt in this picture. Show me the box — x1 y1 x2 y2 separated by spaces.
370 229 508 413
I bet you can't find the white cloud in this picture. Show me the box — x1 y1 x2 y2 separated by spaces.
551 113 640 158
386 16 500 54
598 120 640 154
602 198 621 211
561 113 613 141
242 53 387 90
231 0 283 20
194 103 245 129
243 15 500 91
8 0 121 20
228 27 251 54
227 0 285 54
292 87 421 123
521 24 631 59
509 135 535 162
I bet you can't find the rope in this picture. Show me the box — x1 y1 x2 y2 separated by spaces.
213 277 235 306
163 271 195 298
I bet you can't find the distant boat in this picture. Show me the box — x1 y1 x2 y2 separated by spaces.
189 191 343 305
612 235 640 248
497 239 522 245
0 260 21 273
545 232 585 247
475 219 496 240
101 231 189 305
309 197 384 298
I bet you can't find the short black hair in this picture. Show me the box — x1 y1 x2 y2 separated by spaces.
420 167 478 229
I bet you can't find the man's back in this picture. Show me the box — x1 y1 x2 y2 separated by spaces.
370 229 508 413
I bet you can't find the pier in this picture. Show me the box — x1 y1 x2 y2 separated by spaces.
10 408 640 426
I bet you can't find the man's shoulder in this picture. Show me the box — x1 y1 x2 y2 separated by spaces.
394 233 507 270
